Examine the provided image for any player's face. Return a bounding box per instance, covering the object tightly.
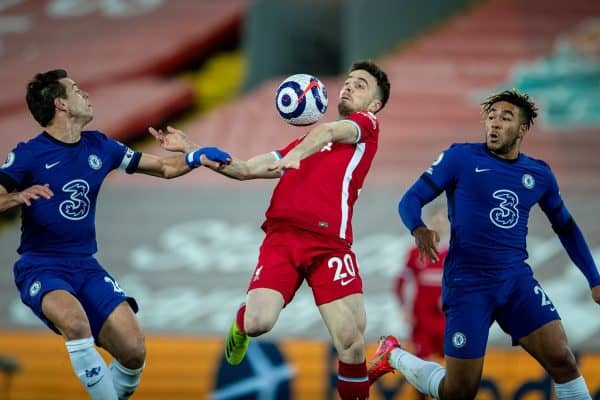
[337,70,380,116]
[484,101,526,158]
[60,78,93,125]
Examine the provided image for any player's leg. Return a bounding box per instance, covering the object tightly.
[369,284,494,399]
[225,229,302,365]
[500,278,590,399]
[77,263,144,399]
[42,290,119,399]
[319,293,369,400]
[519,320,590,399]
[97,301,146,400]
[308,246,369,400]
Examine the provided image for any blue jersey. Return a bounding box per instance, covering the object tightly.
[419,143,566,284]
[0,131,141,256]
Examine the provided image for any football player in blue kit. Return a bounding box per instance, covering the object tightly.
[368,90,600,400]
[0,69,230,399]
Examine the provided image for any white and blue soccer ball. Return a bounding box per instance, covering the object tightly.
[275,73,328,126]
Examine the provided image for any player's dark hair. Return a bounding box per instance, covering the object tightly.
[481,89,538,129]
[26,69,68,127]
[350,60,390,112]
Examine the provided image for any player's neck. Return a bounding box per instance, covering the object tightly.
[45,119,83,144]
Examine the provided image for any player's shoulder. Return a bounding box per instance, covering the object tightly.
[10,131,49,154]
[519,152,553,173]
[344,110,378,130]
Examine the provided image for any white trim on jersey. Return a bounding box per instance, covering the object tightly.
[271,150,282,160]
[118,147,135,172]
[339,142,365,239]
[345,119,362,144]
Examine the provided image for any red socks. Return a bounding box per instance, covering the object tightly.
[337,360,370,399]
[235,303,246,333]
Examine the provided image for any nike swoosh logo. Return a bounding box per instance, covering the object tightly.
[475,167,491,173]
[87,375,104,388]
[340,278,355,286]
[45,161,61,169]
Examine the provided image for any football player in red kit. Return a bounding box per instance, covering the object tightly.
[153,60,390,400]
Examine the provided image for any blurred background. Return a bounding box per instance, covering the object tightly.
[0,0,599,398]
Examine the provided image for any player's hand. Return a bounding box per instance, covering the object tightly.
[149,126,196,153]
[591,285,600,305]
[412,226,440,263]
[268,155,300,173]
[16,184,53,206]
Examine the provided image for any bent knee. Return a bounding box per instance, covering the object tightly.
[244,314,275,337]
[117,334,146,369]
[545,347,579,380]
[59,316,92,340]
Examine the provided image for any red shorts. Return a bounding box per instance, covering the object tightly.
[247,225,363,306]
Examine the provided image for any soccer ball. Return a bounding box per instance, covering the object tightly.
[275,73,328,126]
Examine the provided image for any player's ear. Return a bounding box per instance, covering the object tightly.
[368,98,382,114]
[54,97,67,111]
[518,123,528,138]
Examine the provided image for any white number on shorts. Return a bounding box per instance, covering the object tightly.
[328,254,356,283]
[533,285,555,311]
[104,276,124,293]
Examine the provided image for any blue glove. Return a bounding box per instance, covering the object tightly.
[186,147,231,168]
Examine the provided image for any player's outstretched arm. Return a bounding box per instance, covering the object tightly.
[205,152,282,181]
[0,183,53,212]
[269,120,357,173]
[134,147,230,179]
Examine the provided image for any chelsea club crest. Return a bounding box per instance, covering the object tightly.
[522,174,535,189]
[88,154,102,170]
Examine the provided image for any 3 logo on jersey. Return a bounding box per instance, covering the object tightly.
[59,179,91,220]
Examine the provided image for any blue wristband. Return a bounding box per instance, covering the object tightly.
[186,147,231,168]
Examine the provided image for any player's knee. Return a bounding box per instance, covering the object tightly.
[117,334,146,369]
[334,329,365,359]
[244,314,275,337]
[59,316,92,340]
[545,346,579,379]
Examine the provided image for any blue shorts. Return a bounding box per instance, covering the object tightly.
[442,273,560,359]
[13,254,138,339]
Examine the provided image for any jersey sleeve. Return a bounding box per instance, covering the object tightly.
[538,165,571,229]
[274,137,303,159]
[95,131,142,174]
[421,143,462,192]
[344,111,378,144]
[0,143,32,192]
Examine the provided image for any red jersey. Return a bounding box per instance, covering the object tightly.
[262,111,379,244]
[396,246,447,326]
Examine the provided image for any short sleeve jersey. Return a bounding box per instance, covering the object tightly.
[263,111,379,244]
[0,131,141,256]
[423,143,563,284]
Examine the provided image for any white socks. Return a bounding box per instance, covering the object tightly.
[388,346,591,400]
[554,376,592,400]
[389,348,445,399]
[66,337,118,400]
[109,360,144,399]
